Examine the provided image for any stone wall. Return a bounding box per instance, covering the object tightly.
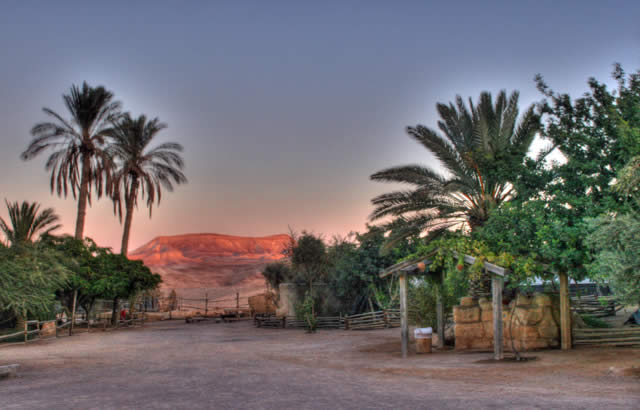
[453,293,560,351]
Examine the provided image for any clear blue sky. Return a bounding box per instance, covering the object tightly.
[0,1,638,251]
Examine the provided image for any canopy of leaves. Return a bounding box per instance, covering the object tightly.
[41,235,161,313]
[0,243,68,319]
[587,214,640,305]
[326,226,420,313]
[478,65,640,280]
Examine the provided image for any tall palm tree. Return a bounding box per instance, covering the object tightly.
[0,200,61,246]
[370,90,539,240]
[108,114,187,255]
[21,82,122,239]
[370,91,539,295]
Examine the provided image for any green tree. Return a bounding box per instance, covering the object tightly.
[289,232,330,317]
[261,261,292,291]
[107,114,187,255]
[586,214,640,306]
[0,200,61,246]
[0,242,68,321]
[478,65,640,283]
[22,82,122,239]
[370,90,540,244]
[327,226,420,313]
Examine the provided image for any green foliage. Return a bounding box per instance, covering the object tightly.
[0,200,61,246]
[580,315,611,328]
[369,90,539,245]
[42,235,162,314]
[261,261,293,291]
[290,232,329,294]
[326,226,420,314]
[295,291,317,332]
[586,214,640,305]
[477,65,640,283]
[0,243,68,319]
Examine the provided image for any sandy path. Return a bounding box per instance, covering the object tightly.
[1,321,638,409]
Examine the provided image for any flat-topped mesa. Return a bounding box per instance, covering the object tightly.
[127,233,290,293]
[129,233,291,265]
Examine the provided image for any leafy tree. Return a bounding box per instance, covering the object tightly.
[22,82,122,239]
[41,235,161,322]
[479,65,640,283]
[370,90,540,245]
[586,214,640,305]
[291,233,329,299]
[261,261,292,291]
[0,242,68,321]
[326,226,420,313]
[0,200,61,246]
[107,114,187,255]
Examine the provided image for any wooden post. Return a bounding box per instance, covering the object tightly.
[492,275,504,360]
[399,272,408,358]
[559,272,572,350]
[205,292,209,318]
[236,292,240,317]
[69,289,77,336]
[436,283,444,349]
[24,315,28,343]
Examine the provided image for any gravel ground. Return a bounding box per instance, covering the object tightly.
[1,320,639,409]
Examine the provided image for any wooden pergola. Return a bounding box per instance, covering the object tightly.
[380,253,507,360]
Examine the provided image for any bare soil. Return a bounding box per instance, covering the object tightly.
[1,321,638,409]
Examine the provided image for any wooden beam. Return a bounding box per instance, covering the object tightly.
[399,272,408,358]
[436,281,444,349]
[492,275,504,360]
[559,272,572,350]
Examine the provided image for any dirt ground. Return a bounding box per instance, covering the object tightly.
[1,321,639,409]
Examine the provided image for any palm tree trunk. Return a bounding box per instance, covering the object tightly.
[74,155,92,239]
[120,181,138,255]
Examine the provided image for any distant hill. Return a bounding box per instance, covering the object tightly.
[129,233,290,298]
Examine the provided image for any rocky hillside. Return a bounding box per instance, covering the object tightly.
[129,233,290,296]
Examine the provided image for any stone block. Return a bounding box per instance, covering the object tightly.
[453,306,480,323]
[460,296,477,307]
[481,308,494,322]
[532,293,552,307]
[455,322,485,339]
[514,306,543,326]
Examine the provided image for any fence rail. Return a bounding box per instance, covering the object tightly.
[1,312,146,347]
[571,295,621,318]
[573,327,640,346]
[254,310,403,330]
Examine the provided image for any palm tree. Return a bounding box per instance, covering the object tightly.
[370,91,539,295]
[0,200,61,246]
[21,82,121,239]
[108,114,187,255]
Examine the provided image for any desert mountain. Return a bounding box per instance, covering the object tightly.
[129,233,289,298]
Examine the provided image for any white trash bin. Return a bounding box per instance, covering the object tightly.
[414,327,433,353]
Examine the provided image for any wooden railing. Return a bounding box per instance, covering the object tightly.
[0,312,147,346]
[573,327,640,346]
[254,310,403,330]
[571,295,621,318]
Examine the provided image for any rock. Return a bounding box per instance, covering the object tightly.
[453,306,480,323]
[532,293,552,307]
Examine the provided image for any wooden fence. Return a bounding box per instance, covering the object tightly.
[571,295,621,318]
[254,310,402,330]
[0,312,146,346]
[573,327,640,346]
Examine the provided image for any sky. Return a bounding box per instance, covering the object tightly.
[0,1,639,252]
